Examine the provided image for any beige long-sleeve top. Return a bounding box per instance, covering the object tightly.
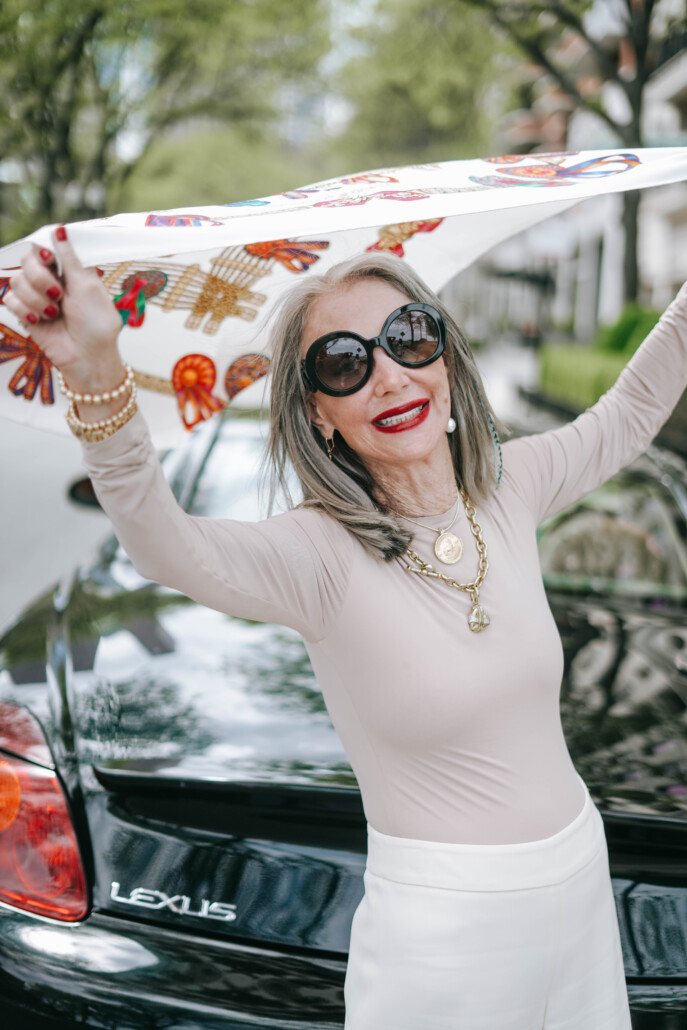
[81,283,687,845]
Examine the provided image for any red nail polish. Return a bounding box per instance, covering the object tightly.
[26,312,39,325]
[46,286,61,301]
[55,226,67,242]
[39,248,53,262]
[44,304,59,318]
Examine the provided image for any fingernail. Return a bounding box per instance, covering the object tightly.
[44,304,59,318]
[46,286,61,301]
[55,226,67,242]
[26,312,39,325]
[39,248,53,262]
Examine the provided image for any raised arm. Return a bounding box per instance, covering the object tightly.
[503,281,687,524]
[5,229,353,643]
[79,410,352,640]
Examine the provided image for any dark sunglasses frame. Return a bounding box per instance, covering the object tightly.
[300,302,446,397]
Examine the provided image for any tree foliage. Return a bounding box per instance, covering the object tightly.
[118,125,331,212]
[332,0,504,168]
[456,0,687,300]
[459,0,685,144]
[0,0,329,239]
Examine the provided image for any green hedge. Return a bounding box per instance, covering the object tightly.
[539,304,662,409]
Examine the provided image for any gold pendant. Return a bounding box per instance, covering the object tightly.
[434,531,463,565]
[468,604,490,633]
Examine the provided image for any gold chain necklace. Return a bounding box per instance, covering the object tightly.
[393,491,463,565]
[401,486,490,633]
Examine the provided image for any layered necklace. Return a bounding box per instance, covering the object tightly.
[392,486,490,633]
[395,490,464,565]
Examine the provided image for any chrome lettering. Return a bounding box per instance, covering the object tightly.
[207,902,237,921]
[110,882,237,921]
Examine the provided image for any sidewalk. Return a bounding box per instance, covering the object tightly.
[521,369,687,460]
[474,337,562,433]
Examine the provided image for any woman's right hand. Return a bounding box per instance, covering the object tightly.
[4,227,124,393]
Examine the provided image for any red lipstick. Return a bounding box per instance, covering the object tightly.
[372,398,430,433]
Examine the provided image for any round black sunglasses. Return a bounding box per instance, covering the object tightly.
[300,302,446,397]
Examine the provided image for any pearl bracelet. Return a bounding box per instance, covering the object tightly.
[65,383,138,441]
[57,363,135,405]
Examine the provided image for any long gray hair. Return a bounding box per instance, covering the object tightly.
[266,252,503,561]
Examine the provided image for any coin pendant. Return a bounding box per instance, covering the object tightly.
[434,531,463,565]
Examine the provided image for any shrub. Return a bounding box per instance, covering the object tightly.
[539,303,663,410]
[594,304,662,354]
[623,308,662,354]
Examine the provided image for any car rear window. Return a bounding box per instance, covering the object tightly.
[185,417,301,520]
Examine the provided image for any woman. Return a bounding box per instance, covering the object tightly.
[8,227,687,1029]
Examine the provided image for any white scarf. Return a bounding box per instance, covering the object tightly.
[1,147,685,443]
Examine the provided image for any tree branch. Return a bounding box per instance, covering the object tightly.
[644,0,657,32]
[484,5,629,141]
[51,9,105,86]
[549,1,621,85]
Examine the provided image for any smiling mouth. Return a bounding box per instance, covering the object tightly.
[373,401,429,428]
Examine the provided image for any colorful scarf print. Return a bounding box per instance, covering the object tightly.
[0,147,685,444]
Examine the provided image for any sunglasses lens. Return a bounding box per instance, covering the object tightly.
[315,337,368,392]
[386,310,442,363]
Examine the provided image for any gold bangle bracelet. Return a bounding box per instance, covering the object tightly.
[66,401,138,442]
[65,385,138,441]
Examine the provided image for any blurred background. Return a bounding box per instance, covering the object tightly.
[1,0,686,625]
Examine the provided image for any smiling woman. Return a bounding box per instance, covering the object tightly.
[267,253,502,564]
[302,287,454,499]
[7,230,687,1028]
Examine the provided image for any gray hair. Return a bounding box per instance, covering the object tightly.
[265,252,504,561]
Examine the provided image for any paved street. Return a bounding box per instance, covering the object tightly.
[475,337,541,425]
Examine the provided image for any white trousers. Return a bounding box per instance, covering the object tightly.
[344,775,631,1029]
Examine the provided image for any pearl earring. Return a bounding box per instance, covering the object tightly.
[446,417,456,433]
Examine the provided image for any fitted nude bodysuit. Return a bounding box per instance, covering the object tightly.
[80,283,687,846]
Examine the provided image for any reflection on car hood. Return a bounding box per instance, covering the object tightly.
[64,567,357,788]
[1,496,686,814]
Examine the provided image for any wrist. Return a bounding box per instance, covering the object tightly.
[67,386,138,440]
[58,355,127,396]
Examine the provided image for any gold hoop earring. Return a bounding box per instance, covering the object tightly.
[325,436,335,461]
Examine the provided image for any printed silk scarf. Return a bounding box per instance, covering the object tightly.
[0,147,685,445]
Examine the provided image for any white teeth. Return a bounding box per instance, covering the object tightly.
[376,403,425,427]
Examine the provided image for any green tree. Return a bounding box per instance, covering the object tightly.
[332,0,502,168]
[118,125,331,212]
[0,0,329,240]
[457,0,687,301]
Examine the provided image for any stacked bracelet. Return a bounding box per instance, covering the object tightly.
[57,363,135,405]
[65,384,138,442]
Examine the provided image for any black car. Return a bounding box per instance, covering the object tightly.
[1,409,687,1029]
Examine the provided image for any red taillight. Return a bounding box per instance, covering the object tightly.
[0,702,52,766]
[0,759,21,831]
[0,753,88,921]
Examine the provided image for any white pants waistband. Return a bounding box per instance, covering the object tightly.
[365,773,604,892]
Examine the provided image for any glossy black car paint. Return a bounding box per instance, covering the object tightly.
[1,413,687,1028]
